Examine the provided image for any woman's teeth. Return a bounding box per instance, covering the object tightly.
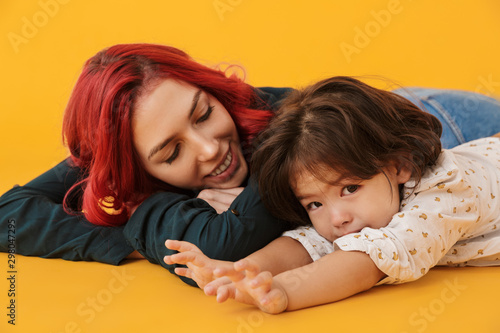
[211,152,232,176]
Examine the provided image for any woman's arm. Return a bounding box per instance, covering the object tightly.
[0,159,134,263]
[125,178,289,286]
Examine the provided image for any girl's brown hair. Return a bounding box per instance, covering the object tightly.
[252,76,443,227]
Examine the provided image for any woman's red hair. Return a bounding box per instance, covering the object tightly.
[62,43,272,226]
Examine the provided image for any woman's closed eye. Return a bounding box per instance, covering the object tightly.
[342,185,359,196]
[195,105,214,124]
[164,143,180,164]
[163,104,214,165]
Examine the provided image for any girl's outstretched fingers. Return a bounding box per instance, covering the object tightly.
[173,267,193,279]
[165,239,201,253]
[204,277,234,296]
[210,258,288,313]
[214,283,238,303]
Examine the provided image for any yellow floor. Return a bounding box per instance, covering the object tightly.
[1,1,500,332]
[1,253,500,332]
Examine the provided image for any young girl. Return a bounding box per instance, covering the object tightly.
[165,76,500,313]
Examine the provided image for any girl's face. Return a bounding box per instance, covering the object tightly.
[132,78,248,190]
[292,164,411,242]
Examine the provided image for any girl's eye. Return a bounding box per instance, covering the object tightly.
[195,105,214,124]
[164,144,180,164]
[306,201,323,211]
[342,185,359,195]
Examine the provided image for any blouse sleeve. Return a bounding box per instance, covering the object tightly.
[0,159,134,264]
[334,152,481,284]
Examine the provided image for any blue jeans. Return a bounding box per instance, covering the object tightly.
[393,88,500,149]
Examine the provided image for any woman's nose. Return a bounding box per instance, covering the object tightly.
[193,131,219,162]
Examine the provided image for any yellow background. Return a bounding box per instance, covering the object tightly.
[1,0,500,332]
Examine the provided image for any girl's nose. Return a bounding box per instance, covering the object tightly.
[329,207,352,228]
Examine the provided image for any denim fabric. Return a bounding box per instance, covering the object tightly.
[393,88,500,149]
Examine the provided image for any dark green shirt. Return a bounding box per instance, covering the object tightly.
[0,87,292,286]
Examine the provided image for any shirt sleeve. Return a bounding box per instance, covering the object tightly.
[282,226,334,261]
[0,159,134,264]
[334,154,480,285]
[123,177,288,286]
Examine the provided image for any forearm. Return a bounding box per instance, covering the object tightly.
[275,250,385,311]
[245,236,312,276]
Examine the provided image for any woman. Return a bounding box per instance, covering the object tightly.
[0,44,291,286]
[0,43,499,286]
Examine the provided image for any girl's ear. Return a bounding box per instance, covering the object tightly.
[395,162,412,184]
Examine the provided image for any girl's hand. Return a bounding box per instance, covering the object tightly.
[209,259,289,314]
[164,240,235,289]
[197,187,244,214]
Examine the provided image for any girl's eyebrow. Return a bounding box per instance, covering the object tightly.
[296,194,310,201]
[147,89,202,160]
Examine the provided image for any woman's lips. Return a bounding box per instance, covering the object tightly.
[206,146,240,182]
[210,151,232,176]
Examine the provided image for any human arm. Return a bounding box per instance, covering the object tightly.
[0,159,134,263]
[125,178,289,286]
[212,249,384,314]
[164,236,312,288]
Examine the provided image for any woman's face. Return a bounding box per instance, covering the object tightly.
[132,78,248,190]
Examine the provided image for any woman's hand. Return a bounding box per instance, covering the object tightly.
[197,187,244,214]
[164,239,235,289]
[208,259,289,314]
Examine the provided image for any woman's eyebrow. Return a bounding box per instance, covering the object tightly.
[147,89,202,160]
[188,89,202,117]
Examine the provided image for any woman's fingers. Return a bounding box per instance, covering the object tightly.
[205,200,229,214]
[197,187,245,213]
[197,187,244,203]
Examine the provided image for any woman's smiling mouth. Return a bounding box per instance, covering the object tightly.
[210,151,232,176]
[205,145,242,184]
